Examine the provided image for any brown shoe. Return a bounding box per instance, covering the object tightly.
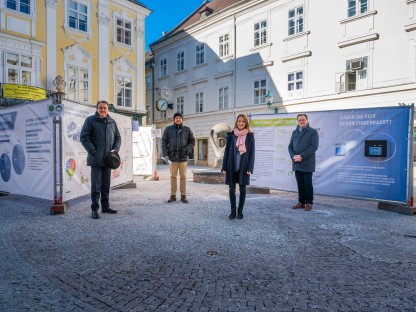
[305,203,313,211]
[292,202,305,209]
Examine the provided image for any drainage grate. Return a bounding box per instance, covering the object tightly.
[205,250,220,257]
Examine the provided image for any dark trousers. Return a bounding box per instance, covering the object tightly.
[295,170,314,204]
[228,172,246,210]
[91,166,112,211]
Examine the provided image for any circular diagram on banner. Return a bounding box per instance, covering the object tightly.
[0,153,12,182]
[65,158,76,177]
[12,144,25,175]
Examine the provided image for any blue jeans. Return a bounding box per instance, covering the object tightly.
[295,170,313,204]
[229,172,246,209]
[90,166,112,211]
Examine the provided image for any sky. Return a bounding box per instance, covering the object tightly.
[141,0,205,51]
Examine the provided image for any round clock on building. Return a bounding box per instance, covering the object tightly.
[156,98,168,112]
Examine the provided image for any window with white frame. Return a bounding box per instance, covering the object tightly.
[348,0,368,17]
[254,20,267,47]
[218,86,229,110]
[116,76,132,108]
[6,0,30,14]
[346,57,368,91]
[288,71,303,91]
[116,18,132,45]
[177,51,185,72]
[68,65,89,102]
[176,96,184,114]
[68,0,88,32]
[288,6,303,36]
[196,44,205,65]
[219,34,229,57]
[253,79,267,105]
[160,111,166,119]
[195,92,204,113]
[6,52,33,85]
[160,58,167,77]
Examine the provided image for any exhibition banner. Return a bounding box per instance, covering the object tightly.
[250,106,412,203]
[62,101,134,201]
[132,126,153,176]
[0,100,54,199]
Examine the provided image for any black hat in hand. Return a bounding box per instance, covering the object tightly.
[105,150,121,169]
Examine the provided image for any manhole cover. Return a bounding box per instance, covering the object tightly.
[205,250,220,257]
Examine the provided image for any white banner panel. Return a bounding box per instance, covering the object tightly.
[132,126,153,176]
[61,101,133,201]
[250,106,412,203]
[0,100,54,199]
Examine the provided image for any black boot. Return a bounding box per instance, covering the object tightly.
[181,195,188,204]
[229,208,236,220]
[237,207,243,219]
[167,195,176,203]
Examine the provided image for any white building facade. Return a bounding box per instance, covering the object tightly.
[150,0,416,166]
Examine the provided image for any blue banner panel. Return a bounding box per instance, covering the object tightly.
[250,106,412,203]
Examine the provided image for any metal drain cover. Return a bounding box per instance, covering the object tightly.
[205,250,220,257]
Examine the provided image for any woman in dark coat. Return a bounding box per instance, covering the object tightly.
[221,114,255,219]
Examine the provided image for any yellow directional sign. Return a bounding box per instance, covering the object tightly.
[2,84,47,101]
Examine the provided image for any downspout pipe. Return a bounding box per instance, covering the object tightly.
[233,13,237,122]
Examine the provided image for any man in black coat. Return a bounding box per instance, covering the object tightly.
[161,112,195,203]
[80,100,121,219]
[288,113,319,211]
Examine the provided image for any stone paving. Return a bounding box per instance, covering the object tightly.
[1,164,416,312]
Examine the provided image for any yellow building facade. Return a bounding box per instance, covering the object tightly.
[0,0,150,122]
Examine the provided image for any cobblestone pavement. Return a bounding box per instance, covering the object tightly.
[1,165,416,312]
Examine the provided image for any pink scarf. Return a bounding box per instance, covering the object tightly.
[234,128,248,155]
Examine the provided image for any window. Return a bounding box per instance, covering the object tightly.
[146,75,151,90]
[176,96,184,114]
[218,86,229,110]
[6,53,33,85]
[254,20,267,47]
[346,57,368,91]
[198,139,208,161]
[7,0,30,14]
[177,51,185,72]
[288,6,303,35]
[195,92,204,113]
[68,65,89,102]
[116,76,132,108]
[219,34,229,57]
[348,0,368,17]
[116,18,132,45]
[160,111,166,119]
[196,44,205,65]
[253,79,267,104]
[68,0,88,32]
[160,58,167,77]
[288,71,303,91]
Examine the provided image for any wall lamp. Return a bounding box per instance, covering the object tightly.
[265,90,277,113]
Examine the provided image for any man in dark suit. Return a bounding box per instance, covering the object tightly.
[80,100,121,219]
